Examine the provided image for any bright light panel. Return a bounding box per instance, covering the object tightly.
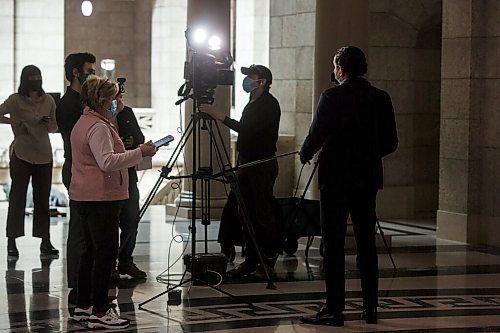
[193,28,207,44]
[208,35,222,50]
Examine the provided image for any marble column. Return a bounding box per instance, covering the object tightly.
[437,0,500,246]
[308,0,370,200]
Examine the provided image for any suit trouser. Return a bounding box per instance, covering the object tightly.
[6,153,52,239]
[62,159,83,289]
[73,200,121,313]
[319,185,379,312]
[118,180,140,264]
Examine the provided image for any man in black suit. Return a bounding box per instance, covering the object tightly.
[299,46,398,326]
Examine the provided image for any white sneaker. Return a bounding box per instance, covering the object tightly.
[71,306,93,322]
[88,308,130,329]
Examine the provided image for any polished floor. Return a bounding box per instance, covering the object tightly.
[1,204,500,332]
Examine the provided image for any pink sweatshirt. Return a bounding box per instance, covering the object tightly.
[69,107,143,201]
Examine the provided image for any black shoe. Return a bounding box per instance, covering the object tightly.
[221,245,236,263]
[300,307,344,326]
[226,260,257,278]
[118,262,147,279]
[7,238,19,257]
[362,307,377,324]
[110,267,121,281]
[40,240,59,256]
[250,263,274,281]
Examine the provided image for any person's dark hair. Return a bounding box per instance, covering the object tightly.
[334,46,367,77]
[64,52,96,82]
[18,65,44,97]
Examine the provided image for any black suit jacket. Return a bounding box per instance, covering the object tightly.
[300,77,398,190]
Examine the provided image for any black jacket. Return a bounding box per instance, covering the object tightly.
[300,77,398,190]
[117,106,145,183]
[56,87,82,160]
[223,90,281,163]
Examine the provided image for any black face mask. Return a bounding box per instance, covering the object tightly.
[27,80,42,92]
[330,72,336,83]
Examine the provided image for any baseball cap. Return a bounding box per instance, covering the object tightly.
[241,64,272,86]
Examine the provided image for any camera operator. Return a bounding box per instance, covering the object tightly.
[110,83,148,280]
[69,75,156,329]
[299,46,398,326]
[199,64,281,278]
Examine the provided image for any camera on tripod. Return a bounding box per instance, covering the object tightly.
[184,53,233,105]
[176,27,234,105]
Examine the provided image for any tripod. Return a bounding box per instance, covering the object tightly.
[138,101,278,310]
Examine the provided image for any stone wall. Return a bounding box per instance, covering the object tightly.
[269,0,442,217]
[269,0,316,197]
[438,0,500,246]
[0,0,64,102]
[65,0,153,107]
[369,0,442,219]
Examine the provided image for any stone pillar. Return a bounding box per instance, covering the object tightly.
[167,0,232,219]
[307,0,370,199]
[151,0,187,136]
[16,0,64,94]
[437,0,500,246]
[0,0,15,104]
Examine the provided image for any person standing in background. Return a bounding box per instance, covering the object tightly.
[0,65,59,257]
[113,89,148,279]
[56,52,96,305]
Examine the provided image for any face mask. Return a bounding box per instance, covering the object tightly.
[79,71,92,84]
[27,80,42,92]
[331,71,345,85]
[108,100,117,118]
[242,76,257,93]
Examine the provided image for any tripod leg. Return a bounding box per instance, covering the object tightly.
[194,278,255,307]
[376,219,397,273]
[138,277,192,309]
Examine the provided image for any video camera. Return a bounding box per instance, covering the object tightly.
[117,77,126,94]
[182,52,234,105]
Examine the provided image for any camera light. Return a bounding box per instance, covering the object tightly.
[193,28,207,45]
[208,35,222,51]
[100,59,116,71]
[81,0,93,17]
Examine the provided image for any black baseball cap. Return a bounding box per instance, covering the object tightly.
[241,64,272,86]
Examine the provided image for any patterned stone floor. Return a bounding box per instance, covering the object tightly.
[1,205,500,332]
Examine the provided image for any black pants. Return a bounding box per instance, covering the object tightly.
[6,153,52,239]
[62,159,83,289]
[118,180,140,265]
[73,200,121,313]
[235,159,279,265]
[320,185,378,312]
